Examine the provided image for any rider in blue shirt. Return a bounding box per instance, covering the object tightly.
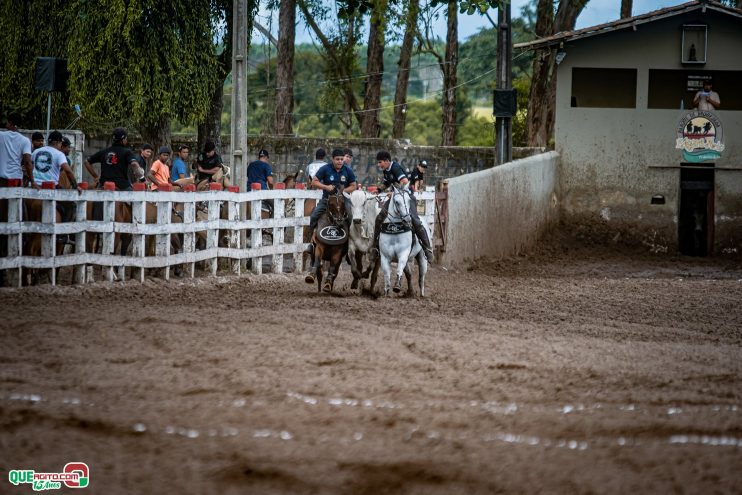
[369,150,434,263]
[305,149,357,250]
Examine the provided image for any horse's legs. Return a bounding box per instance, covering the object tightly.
[418,255,428,298]
[323,263,336,293]
[368,259,381,296]
[381,254,392,297]
[393,248,411,294]
[403,264,414,298]
[316,258,323,293]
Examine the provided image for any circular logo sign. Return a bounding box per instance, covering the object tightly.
[318,225,347,245]
[675,110,725,163]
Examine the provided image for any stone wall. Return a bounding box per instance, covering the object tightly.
[85,134,543,188]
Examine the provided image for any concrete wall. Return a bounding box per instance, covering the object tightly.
[442,152,559,267]
[86,134,542,188]
[556,10,742,254]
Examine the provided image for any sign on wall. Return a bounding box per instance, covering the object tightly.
[675,110,724,163]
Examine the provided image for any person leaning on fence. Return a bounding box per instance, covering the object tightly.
[132,143,153,185]
[303,149,357,255]
[247,149,274,215]
[83,127,143,191]
[368,150,434,264]
[32,130,76,188]
[0,112,35,189]
[194,140,227,189]
[147,146,172,191]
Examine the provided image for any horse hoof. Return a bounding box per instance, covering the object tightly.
[350,279,359,289]
[305,274,315,284]
[393,286,401,293]
[322,282,332,293]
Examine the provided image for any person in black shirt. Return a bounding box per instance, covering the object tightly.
[368,150,434,263]
[194,140,230,189]
[408,159,427,192]
[83,127,142,190]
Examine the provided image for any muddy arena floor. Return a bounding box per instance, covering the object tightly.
[1,239,741,494]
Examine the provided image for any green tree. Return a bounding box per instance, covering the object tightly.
[0,0,74,128]
[67,0,218,148]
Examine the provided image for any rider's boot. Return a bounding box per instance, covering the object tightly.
[414,223,434,263]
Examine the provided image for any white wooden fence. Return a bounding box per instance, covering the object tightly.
[0,187,436,287]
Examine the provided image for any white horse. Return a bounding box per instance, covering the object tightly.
[344,189,380,291]
[378,185,429,297]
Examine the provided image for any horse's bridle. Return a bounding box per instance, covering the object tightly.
[386,186,411,225]
[328,191,347,226]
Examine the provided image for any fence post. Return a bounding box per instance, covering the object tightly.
[131,183,147,283]
[227,186,241,276]
[102,183,116,282]
[183,186,196,278]
[250,193,262,275]
[272,185,285,273]
[41,183,57,285]
[207,191,221,276]
[293,184,307,273]
[6,183,23,287]
[74,184,88,284]
[156,187,173,280]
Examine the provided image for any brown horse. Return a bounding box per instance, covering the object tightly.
[22,173,78,284]
[304,190,348,293]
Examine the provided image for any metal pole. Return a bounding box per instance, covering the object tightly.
[495,1,512,165]
[232,0,249,259]
[46,92,52,139]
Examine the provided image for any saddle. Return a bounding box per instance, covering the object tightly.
[316,212,348,246]
[380,222,411,235]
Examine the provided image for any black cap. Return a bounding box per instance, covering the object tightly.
[258,149,269,158]
[141,143,153,151]
[32,132,44,141]
[177,144,190,152]
[419,160,428,168]
[112,127,127,141]
[158,146,171,154]
[48,130,64,143]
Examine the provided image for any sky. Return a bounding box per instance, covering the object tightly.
[251,0,689,47]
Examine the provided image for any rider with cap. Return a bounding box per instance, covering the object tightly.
[368,150,434,263]
[304,149,357,252]
[194,140,225,186]
[408,159,428,192]
[84,127,142,190]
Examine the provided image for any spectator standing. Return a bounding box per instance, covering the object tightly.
[83,127,141,191]
[247,149,274,215]
[306,148,327,184]
[31,132,45,151]
[693,79,721,111]
[132,143,153,184]
[0,113,34,188]
[147,146,171,191]
[32,130,76,187]
[172,145,190,182]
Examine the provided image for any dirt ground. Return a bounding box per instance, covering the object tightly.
[1,238,741,494]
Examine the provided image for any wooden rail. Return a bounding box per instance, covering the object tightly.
[0,187,436,288]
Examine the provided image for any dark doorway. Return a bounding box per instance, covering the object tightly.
[679,165,714,256]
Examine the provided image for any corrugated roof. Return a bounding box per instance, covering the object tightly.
[514,1,742,51]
